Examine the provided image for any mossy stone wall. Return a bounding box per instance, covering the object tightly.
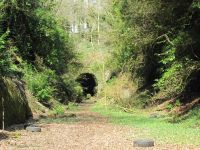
[0,77,32,128]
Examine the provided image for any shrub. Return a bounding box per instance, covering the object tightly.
[51,105,65,116]
[62,74,83,103]
[0,0,75,74]
[0,0,81,110]
[0,31,12,76]
[101,74,137,108]
[153,32,200,99]
[23,63,55,103]
[110,0,200,105]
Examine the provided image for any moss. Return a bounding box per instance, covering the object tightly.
[0,77,31,128]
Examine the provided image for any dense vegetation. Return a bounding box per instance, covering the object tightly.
[105,0,200,112]
[0,0,82,107]
[1,0,200,127]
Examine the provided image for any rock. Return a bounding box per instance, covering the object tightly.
[26,126,41,132]
[0,77,32,128]
[133,139,154,147]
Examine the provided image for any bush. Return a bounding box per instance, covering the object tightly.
[0,31,12,76]
[62,74,83,103]
[101,74,137,108]
[154,63,184,98]
[22,61,84,105]
[51,105,65,116]
[0,0,82,112]
[110,0,200,108]
[23,63,55,103]
[0,0,75,74]
[153,32,200,99]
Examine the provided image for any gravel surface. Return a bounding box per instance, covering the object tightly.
[0,101,200,150]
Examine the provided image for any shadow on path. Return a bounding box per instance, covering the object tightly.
[0,131,9,141]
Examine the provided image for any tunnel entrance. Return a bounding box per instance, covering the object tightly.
[76,73,98,97]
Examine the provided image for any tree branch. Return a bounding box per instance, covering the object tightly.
[156,34,174,46]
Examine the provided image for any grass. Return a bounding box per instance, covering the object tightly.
[66,102,79,111]
[91,102,200,146]
[39,102,79,124]
[39,116,78,124]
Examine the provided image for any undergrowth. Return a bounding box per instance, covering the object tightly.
[101,73,152,109]
[92,102,200,146]
[23,63,55,103]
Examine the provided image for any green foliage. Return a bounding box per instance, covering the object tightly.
[183,106,200,128]
[175,99,181,107]
[66,102,78,111]
[166,103,174,111]
[22,62,83,104]
[166,99,182,111]
[109,0,163,86]
[23,63,55,102]
[0,0,76,73]
[100,74,138,108]
[0,0,82,106]
[132,91,152,109]
[0,31,17,76]
[0,32,10,75]
[154,63,184,97]
[110,0,200,108]
[62,74,83,103]
[154,31,200,98]
[51,105,65,116]
[192,1,200,9]
[34,8,74,73]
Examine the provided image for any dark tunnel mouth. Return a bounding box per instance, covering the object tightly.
[76,73,98,97]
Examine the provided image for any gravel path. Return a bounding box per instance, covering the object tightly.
[0,101,200,150]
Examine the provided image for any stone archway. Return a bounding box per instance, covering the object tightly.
[76,73,98,96]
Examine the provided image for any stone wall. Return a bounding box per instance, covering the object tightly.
[0,77,32,128]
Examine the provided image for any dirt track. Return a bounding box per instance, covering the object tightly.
[0,101,199,150]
